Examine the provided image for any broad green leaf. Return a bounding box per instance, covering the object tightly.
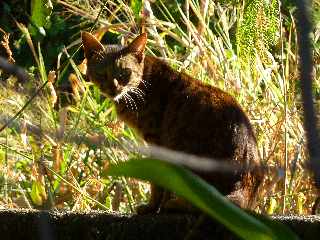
[0,149,4,163]
[130,0,142,19]
[37,43,47,82]
[267,197,277,215]
[106,158,298,240]
[31,0,53,28]
[30,180,47,206]
[105,195,112,210]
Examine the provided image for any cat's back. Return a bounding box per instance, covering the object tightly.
[156,67,260,197]
[158,66,257,162]
[173,73,246,121]
[146,56,247,121]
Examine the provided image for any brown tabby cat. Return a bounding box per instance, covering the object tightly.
[81,31,262,213]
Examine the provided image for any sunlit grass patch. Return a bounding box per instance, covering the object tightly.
[0,0,318,215]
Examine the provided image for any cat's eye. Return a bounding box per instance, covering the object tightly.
[117,68,132,84]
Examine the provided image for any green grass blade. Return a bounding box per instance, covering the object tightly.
[31,0,53,30]
[106,157,298,240]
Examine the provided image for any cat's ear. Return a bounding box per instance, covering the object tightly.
[126,33,147,62]
[81,31,105,59]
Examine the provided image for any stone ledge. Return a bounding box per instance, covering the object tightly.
[0,209,319,240]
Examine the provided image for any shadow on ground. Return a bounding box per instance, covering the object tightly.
[0,209,319,240]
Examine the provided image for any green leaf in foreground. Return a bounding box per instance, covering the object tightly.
[106,158,298,240]
[31,0,53,28]
[130,0,142,19]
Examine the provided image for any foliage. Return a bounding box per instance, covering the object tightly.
[0,0,318,225]
[107,157,298,239]
[30,0,53,31]
[236,0,279,62]
[130,0,142,19]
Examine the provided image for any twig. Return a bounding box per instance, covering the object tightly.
[89,0,109,32]
[0,114,106,147]
[0,57,47,134]
[137,144,282,177]
[0,80,48,133]
[0,28,15,63]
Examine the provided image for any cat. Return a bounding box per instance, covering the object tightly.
[81,31,262,213]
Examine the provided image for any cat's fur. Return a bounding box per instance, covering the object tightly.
[81,31,262,213]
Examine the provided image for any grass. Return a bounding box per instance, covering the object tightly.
[0,0,318,215]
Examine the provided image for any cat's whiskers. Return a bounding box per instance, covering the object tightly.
[128,87,145,98]
[121,93,129,109]
[121,94,129,111]
[128,87,145,105]
[125,92,138,111]
[140,79,151,90]
[131,87,145,96]
[114,87,141,112]
[114,90,127,103]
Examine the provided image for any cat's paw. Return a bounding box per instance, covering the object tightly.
[136,203,158,215]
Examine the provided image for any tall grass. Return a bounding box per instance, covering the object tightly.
[0,0,317,214]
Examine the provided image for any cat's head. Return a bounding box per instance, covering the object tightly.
[81,31,147,102]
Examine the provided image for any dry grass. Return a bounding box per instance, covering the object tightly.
[0,0,318,215]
